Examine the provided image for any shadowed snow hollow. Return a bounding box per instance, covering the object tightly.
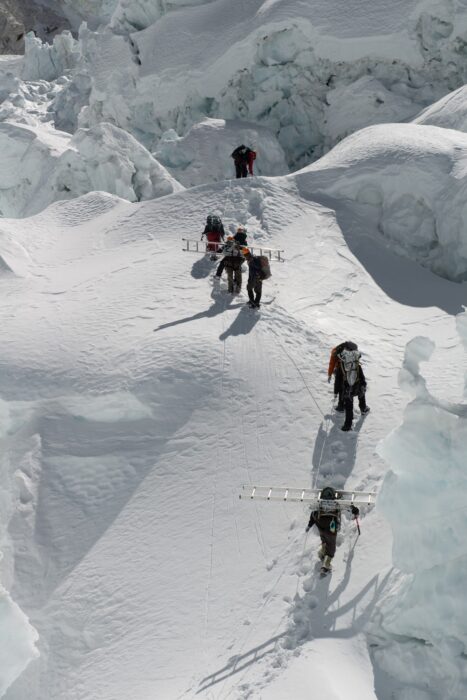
[374,324,467,699]
[295,123,467,282]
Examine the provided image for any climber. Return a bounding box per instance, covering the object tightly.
[327,341,358,411]
[242,248,263,308]
[201,213,225,260]
[231,145,256,178]
[220,237,244,293]
[306,486,360,573]
[337,346,370,431]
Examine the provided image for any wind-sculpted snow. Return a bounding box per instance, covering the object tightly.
[0,121,181,217]
[155,118,288,186]
[374,327,467,699]
[295,123,467,282]
[414,84,467,133]
[110,0,216,32]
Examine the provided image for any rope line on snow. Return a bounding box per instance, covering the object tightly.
[312,395,336,488]
[273,334,336,487]
[203,293,229,648]
[276,337,327,418]
[220,527,306,700]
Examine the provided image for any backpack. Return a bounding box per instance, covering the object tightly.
[338,348,361,387]
[258,255,271,280]
[317,486,341,531]
[223,240,242,257]
[206,214,222,233]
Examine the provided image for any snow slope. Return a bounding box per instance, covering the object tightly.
[1,1,467,698]
[0,160,465,698]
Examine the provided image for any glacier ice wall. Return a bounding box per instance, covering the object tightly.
[0,588,39,696]
[58,2,467,169]
[0,121,182,218]
[373,320,467,699]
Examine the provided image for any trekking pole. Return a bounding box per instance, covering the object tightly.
[354,516,361,536]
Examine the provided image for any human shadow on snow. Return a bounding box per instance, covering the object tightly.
[311,410,365,489]
[153,289,243,332]
[219,305,260,341]
[285,539,392,648]
[190,255,215,279]
[196,542,392,696]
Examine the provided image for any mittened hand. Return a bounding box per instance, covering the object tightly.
[351,505,360,516]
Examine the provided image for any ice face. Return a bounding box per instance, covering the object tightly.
[376,320,467,697]
[0,588,38,695]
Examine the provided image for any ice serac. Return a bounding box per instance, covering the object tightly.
[295,123,467,282]
[0,121,182,217]
[155,118,288,186]
[22,31,80,82]
[62,122,183,202]
[52,0,467,169]
[375,328,467,699]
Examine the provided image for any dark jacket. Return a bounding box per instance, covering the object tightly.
[246,255,262,282]
[231,145,253,164]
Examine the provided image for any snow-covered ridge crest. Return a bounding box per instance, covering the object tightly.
[295,122,467,282]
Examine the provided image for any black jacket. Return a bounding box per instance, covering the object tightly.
[231,145,253,164]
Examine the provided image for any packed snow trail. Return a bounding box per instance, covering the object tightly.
[0,175,463,699]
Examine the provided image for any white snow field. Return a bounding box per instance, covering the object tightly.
[0,162,465,699]
[1,0,467,698]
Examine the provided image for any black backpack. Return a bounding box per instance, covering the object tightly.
[206,214,222,232]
